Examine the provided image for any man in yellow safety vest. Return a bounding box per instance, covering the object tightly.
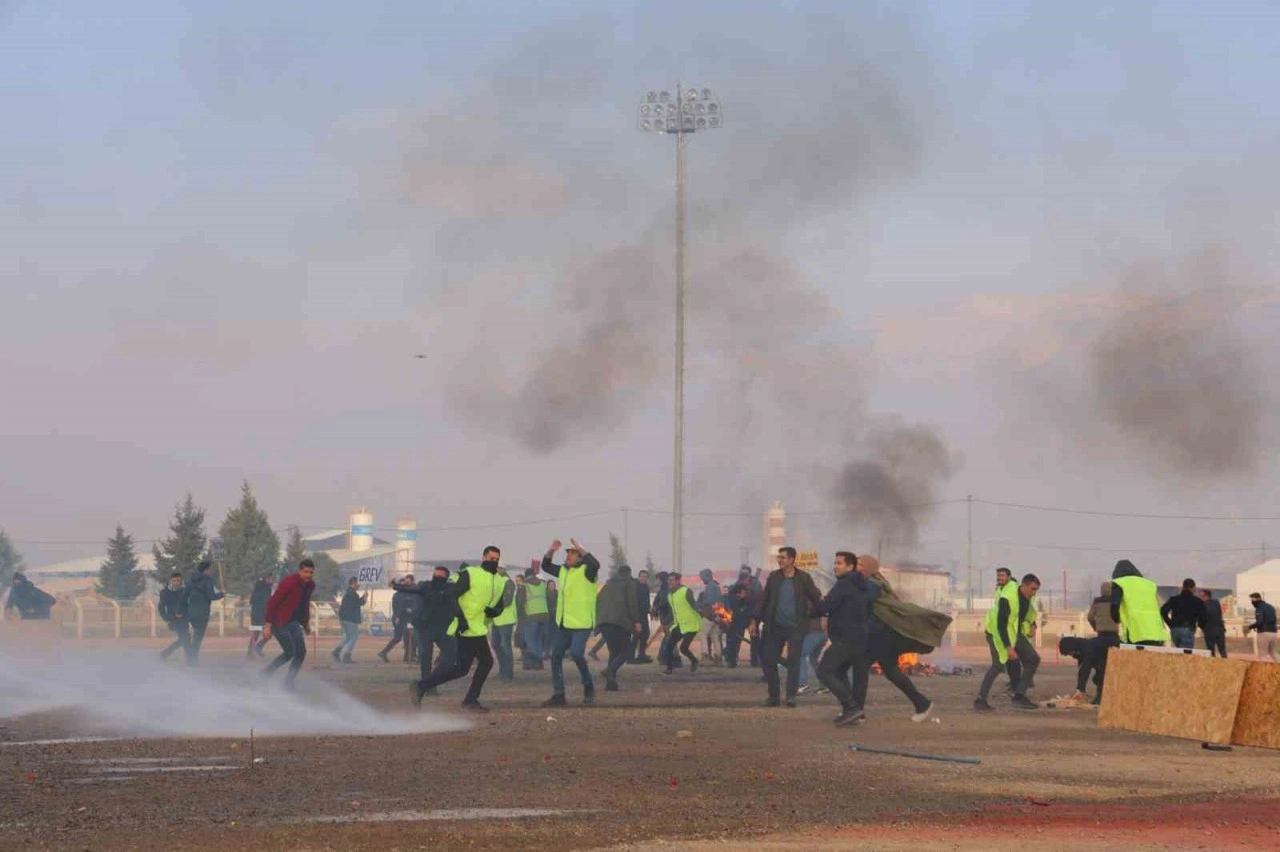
[409,545,507,712]
[1109,559,1167,646]
[489,564,518,681]
[974,567,1021,712]
[541,538,601,707]
[665,573,702,674]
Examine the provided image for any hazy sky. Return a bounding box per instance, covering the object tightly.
[4,1,1278,600]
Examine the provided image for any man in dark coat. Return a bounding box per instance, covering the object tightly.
[813,551,879,725]
[749,546,824,707]
[261,559,316,689]
[632,569,653,663]
[157,572,189,661]
[331,577,368,663]
[378,575,416,662]
[4,573,56,620]
[398,566,459,695]
[247,575,273,659]
[596,565,644,691]
[184,561,225,666]
[1197,588,1226,657]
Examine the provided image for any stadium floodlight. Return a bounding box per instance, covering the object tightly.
[634,84,723,575]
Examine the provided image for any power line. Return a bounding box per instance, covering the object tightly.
[974,538,1260,555]
[973,499,1280,522]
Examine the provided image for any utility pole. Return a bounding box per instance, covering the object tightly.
[637,85,723,576]
[965,494,973,610]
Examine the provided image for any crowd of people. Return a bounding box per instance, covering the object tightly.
[133,545,1280,711]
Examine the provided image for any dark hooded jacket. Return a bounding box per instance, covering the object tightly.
[249,580,273,624]
[1199,596,1225,638]
[399,575,460,634]
[813,570,879,651]
[1160,589,1206,630]
[597,567,643,629]
[184,569,224,623]
[337,587,365,624]
[5,573,56,620]
[157,584,186,624]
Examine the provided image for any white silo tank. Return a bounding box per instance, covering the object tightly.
[350,510,374,553]
[395,517,418,574]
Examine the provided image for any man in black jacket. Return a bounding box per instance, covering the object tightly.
[1197,589,1226,657]
[1160,578,1205,650]
[184,562,225,666]
[5,573,56,620]
[723,582,753,668]
[397,566,458,696]
[1243,593,1279,662]
[632,569,653,664]
[749,546,824,708]
[378,575,416,663]
[331,577,368,663]
[247,576,273,659]
[596,565,644,690]
[157,572,189,661]
[814,551,878,725]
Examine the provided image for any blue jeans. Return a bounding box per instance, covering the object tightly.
[490,623,515,679]
[1171,626,1196,650]
[551,627,593,694]
[336,620,359,658]
[264,621,307,686]
[523,620,547,660]
[799,630,827,685]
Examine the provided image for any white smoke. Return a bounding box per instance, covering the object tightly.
[0,649,468,738]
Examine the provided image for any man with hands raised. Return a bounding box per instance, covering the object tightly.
[541,538,601,707]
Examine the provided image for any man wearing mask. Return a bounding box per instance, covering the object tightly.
[1243,593,1279,662]
[157,572,189,661]
[331,577,368,663]
[749,546,824,708]
[541,538,601,707]
[183,561,225,666]
[813,551,878,726]
[1160,578,1206,651]
[596,564,644,690]
[489,564,518,681]
[1110,560,1167,647]
[261,559,316,690]
[410,547,506,711]
[518,567,550,670]
[378,575,416,663]
[247,575,273,659]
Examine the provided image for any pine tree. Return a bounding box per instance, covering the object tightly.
[218,480,282,595]
[311,551,343,600]
[608,532,628,571]
[151,493,208,584]
[0,530,26,589]
[97,525,145,600]
[284,525,307,570]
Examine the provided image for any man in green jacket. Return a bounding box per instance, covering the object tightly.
[595,564,645,690]
[858,555,948,722]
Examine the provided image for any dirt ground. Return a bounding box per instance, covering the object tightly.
[2,639,1278,851]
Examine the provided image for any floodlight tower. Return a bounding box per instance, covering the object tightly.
[636,85,723,575]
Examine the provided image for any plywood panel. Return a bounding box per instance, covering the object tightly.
[1230,662,1280,749]
[1098,649,1249,744]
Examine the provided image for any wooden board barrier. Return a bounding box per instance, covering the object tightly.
[1098,649,1250,744]
[1230,662,1280,749]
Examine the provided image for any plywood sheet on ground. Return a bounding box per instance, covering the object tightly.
[1230,662,1280,749]
[1098,650,1249,744]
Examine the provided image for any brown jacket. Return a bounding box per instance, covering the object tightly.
[868,573,952,653]
[753,569,824,631]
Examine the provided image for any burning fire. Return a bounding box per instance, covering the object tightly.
[709,603,734,627]
[872,653,921,675]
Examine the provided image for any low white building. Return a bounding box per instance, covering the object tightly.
[1234,558,1280,616]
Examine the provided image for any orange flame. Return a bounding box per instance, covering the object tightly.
[709,603,734,626]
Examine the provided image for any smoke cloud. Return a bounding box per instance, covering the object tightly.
[1087,252,1261,479]
[832,422,956,553]
[0,649,466,739]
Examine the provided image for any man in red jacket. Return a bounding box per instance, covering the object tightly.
[261,559,316,689]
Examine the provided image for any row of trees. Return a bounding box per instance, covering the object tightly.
[82,481,338,601]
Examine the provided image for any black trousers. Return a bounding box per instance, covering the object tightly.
[667,628,698,669]
[864,627,931,714]
[415,634,492,703]
[601,623,633,682]
[161,621,189,659]
[978,633,1020,700]
[818,640,868,712]
[1204,633,1227,658]
[263,622,307,686]
[418,630,458,689]
[185,619,210,665]
[1077,633,1119,693]
[761,625,806,699]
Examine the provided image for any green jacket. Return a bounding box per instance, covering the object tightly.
[868,573,952,653]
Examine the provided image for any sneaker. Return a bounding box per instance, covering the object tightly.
[461,700,490,713]
[377,651,389,663]
[582,687,595,706]
[911,701,935,723]
[542,694,567,707]
[689,660,699,674]
[834,708,866,727]
[409,682,423,709]
[763,697,781,708]
[342,656,354,664]
[604,680,620,692]
[796,683,810,695]
[1011,694,1038,711]
[973,698,995,712]
[331,647,342,661]
[815,687,831,695]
